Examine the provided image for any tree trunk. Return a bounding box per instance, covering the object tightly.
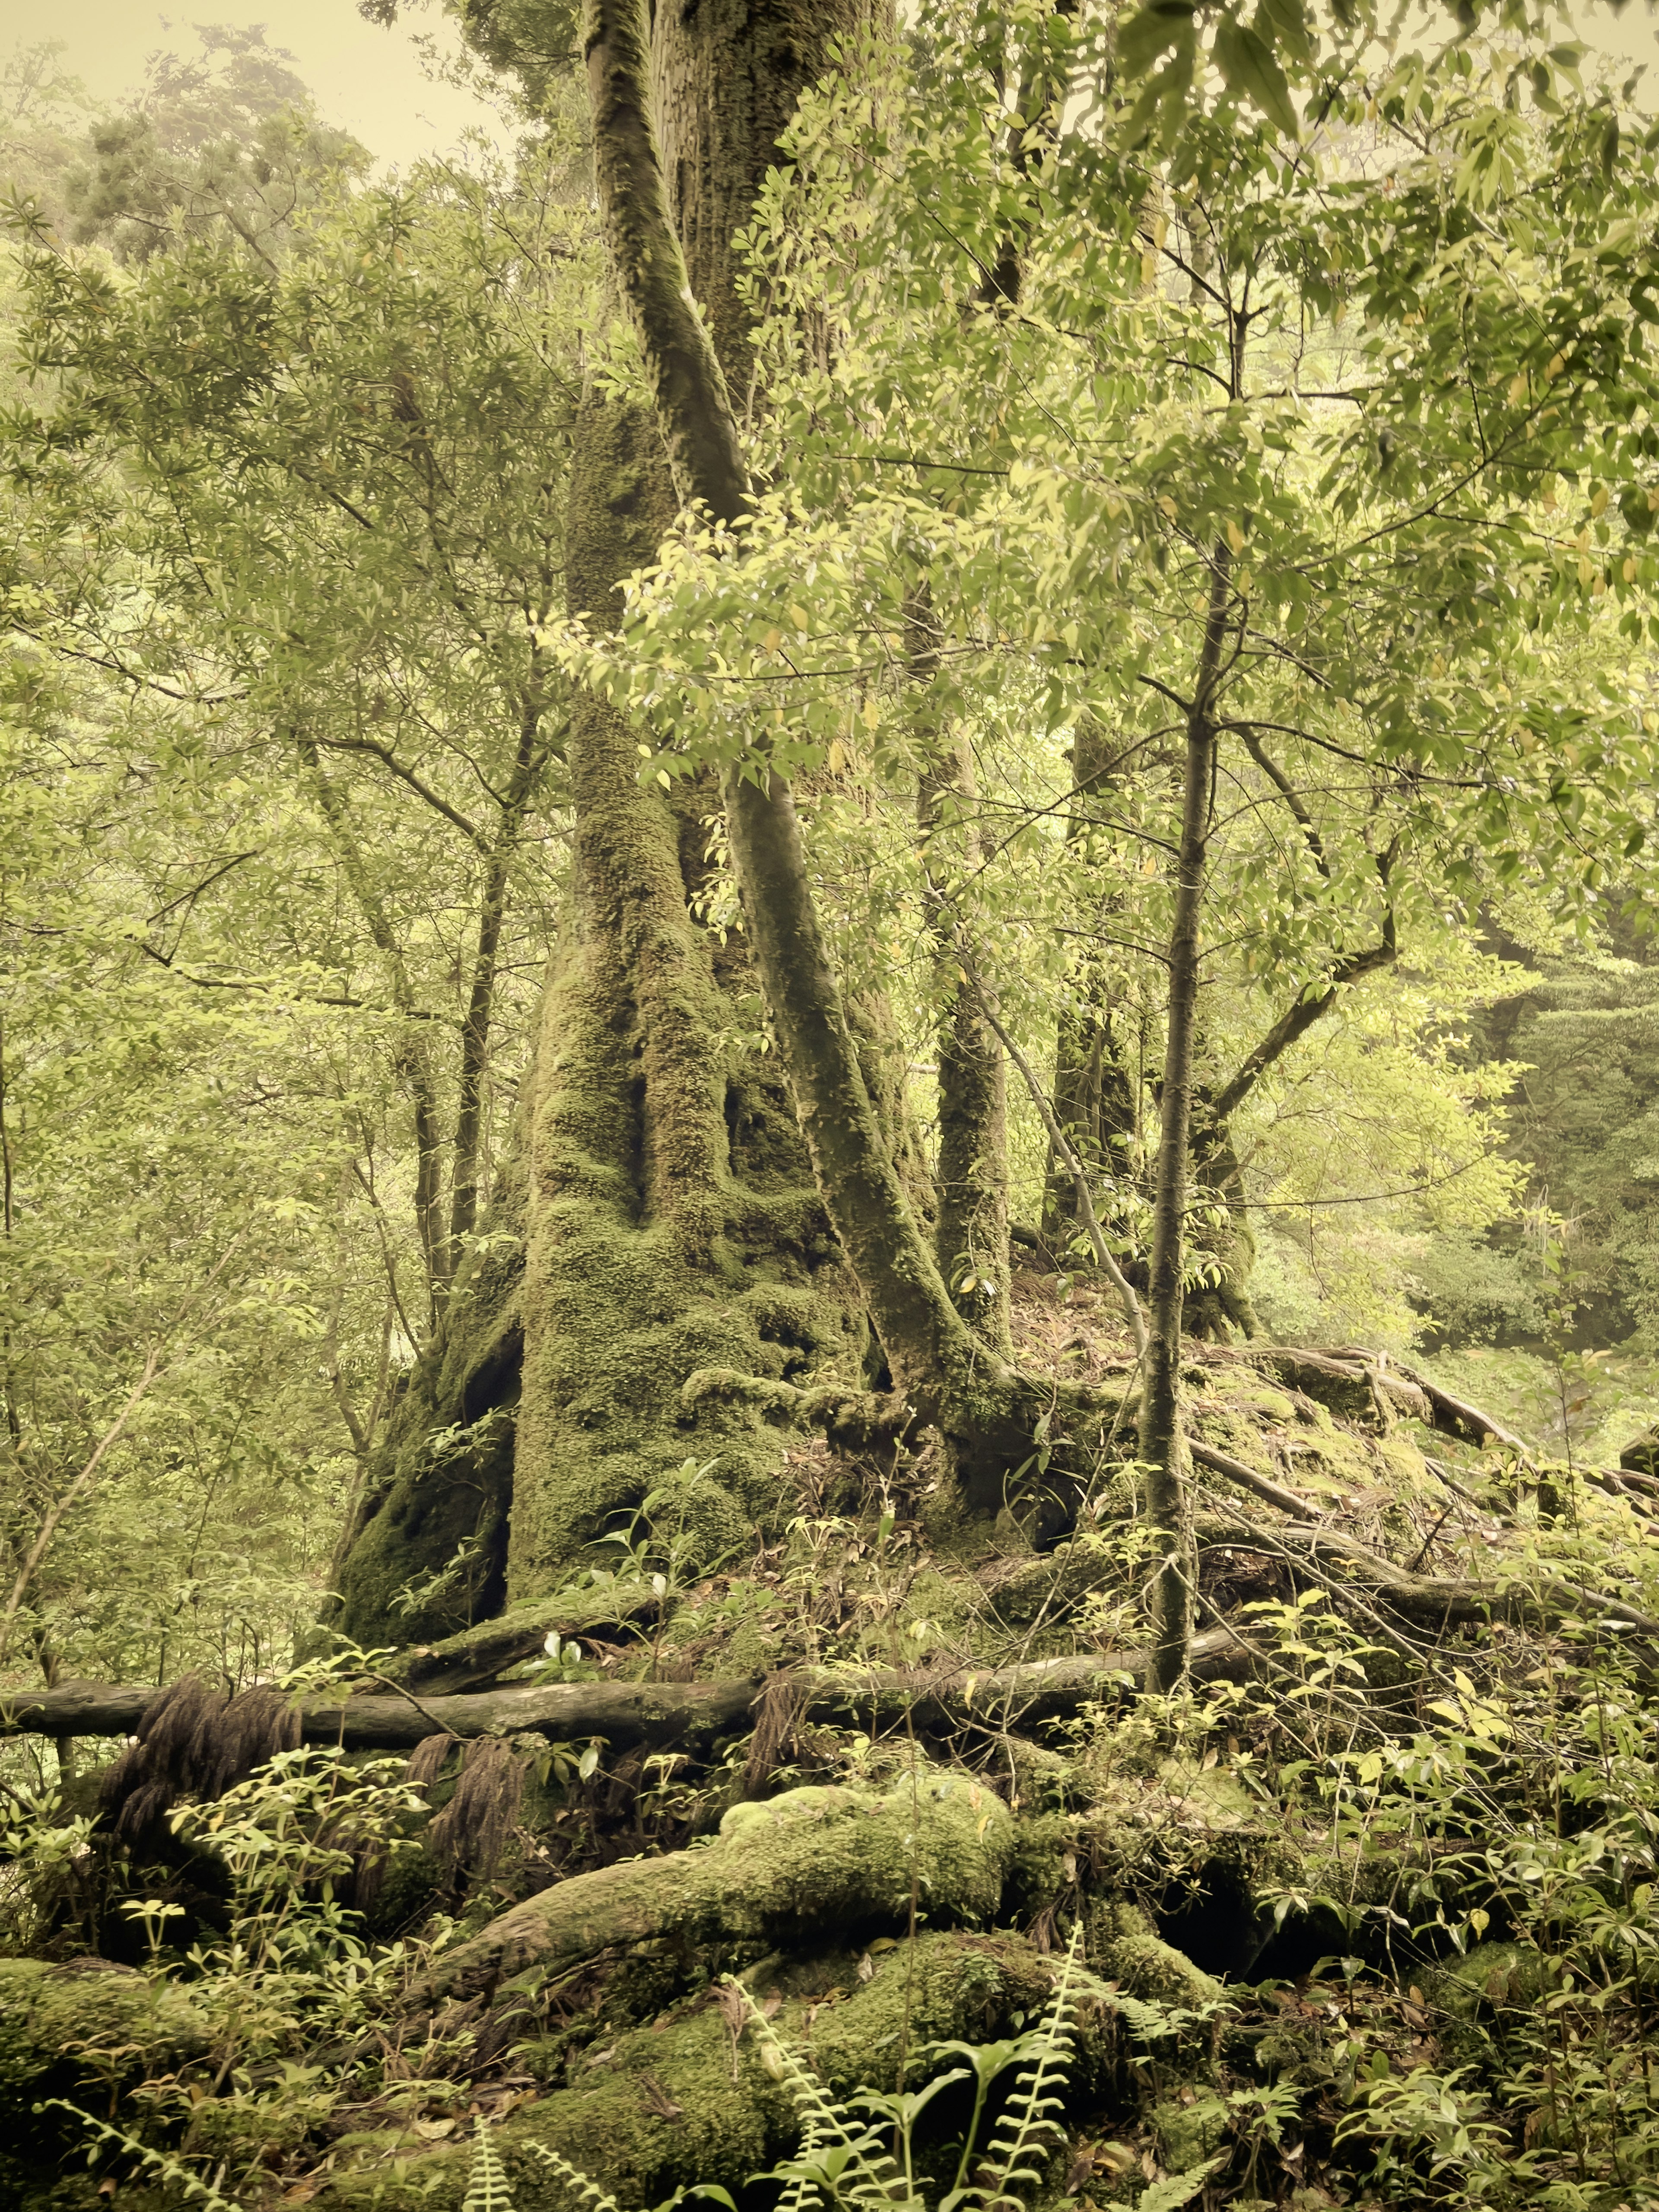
[1042,723,1141,1266]
[297,734,451,1323]
[585,0,1124,1524]
[1139,547,1233,1691]
[913,588,1011,1353]
[334,0,878,1638]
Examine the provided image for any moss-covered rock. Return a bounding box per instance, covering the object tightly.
[1430,1940,1554,2019]
[0,1958,211,2203]
[314,1929,1058,2212]
[414,1766,1018,2006]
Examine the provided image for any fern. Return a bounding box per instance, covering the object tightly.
[523,2139,626,2212]
[733,1979,912,2212]
[464,2122,520,2212]
[35,2101,245,2212]
[951,1922,1083,2212]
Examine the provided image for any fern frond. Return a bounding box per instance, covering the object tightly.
[524,2138,623,2212]
[463,2122,518,2212]
[37,2101,245,2212]
[961,1922,1083,2212]
[729,1977,908,2212]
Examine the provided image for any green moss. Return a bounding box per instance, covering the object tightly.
[1430,1941,1554,2018]
[1149,2087,1230,2172]
[334,1208,526,1647]
[0,1959,210,2200]
[315,1930,1055,2212]
[1089,1901,1221,2006]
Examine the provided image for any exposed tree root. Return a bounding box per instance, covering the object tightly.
[382,1580,664,1697]
[405,1770,1018,2008]
[1189,1439,1312,1517]
[1194,1509,1659,1640]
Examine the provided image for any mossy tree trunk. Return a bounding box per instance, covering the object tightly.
[336,0,875,1639]
[585,0,1092,1524]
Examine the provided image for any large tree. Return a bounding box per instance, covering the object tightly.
[333,0,882,1640]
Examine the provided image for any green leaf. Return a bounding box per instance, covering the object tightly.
[1255,0,1313,65]
[1139,2159,1227,2212]
[1213,14,1300,138]
[1116,0,1197,81]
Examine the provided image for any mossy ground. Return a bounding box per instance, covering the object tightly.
[8,1281,1657,2211]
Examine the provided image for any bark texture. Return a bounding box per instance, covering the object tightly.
[507,0,879,1588]
[339,0,876,1623]
[585,0,1125,1520]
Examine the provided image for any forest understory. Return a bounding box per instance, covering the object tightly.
[12,0,1659,2208]
[8,1276,1659,2212]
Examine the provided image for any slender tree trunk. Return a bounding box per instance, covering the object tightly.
[912,587,1010,1354]
[448,677,549,1265]
[1042,720,1141,1261]
[1139,545,1232,1692]
[297,735,451,1320]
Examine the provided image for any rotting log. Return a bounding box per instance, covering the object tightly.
[0,1958,213,2194]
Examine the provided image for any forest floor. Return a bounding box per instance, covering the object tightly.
[6,1274,1659,2212]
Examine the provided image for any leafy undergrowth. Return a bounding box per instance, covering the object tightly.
[8,1283,1659,2209]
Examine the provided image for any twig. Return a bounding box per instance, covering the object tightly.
[960,962,1148,1357]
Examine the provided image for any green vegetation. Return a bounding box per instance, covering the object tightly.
[8,0,1659,2206]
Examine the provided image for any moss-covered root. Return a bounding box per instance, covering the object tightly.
[1089,1900,1223,2007]
[321,1929,1058,2212]
[411,1773,1017,2007]
[0,1958,211,2190]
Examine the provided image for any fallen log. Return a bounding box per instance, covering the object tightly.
[0,1675,756,1751]
[0,1630,1253,1755]
[1297,1347,1526,1450]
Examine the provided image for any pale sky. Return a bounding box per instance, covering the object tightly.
[7,0,1659,168]
[5,0,516,172]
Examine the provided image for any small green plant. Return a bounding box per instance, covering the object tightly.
[519,1629,601,1686]
[36,2101,246,2212]
[120,1895,188,1961]
[463,2121,518,2212]
[0,1783,96,1952]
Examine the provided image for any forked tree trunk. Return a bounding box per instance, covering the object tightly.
[335,0,874,1638]
[585,0,1084,1524]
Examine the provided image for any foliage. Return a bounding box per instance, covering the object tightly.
[10,5,1659,2206]
[573,3,1659,1335]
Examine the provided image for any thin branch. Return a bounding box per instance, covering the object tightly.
[961,960,1147,1357]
